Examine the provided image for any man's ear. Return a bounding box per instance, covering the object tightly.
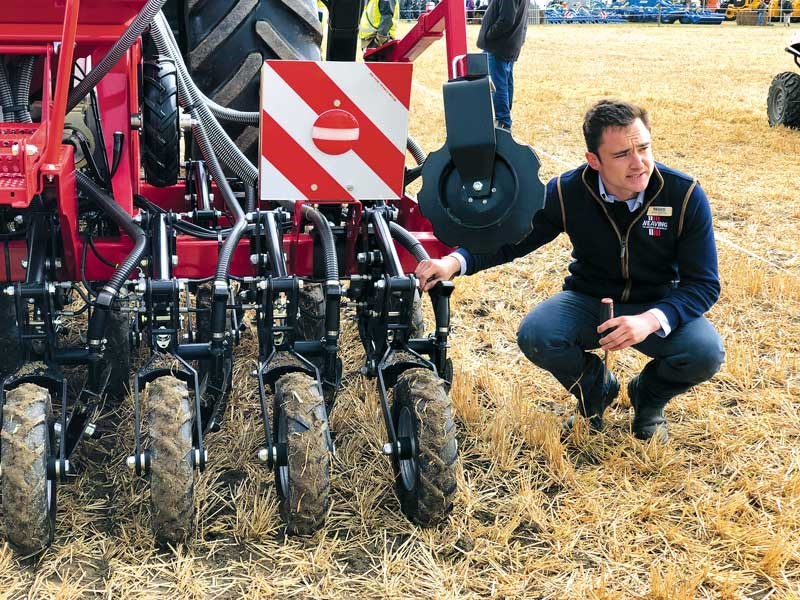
[586,151,601,170]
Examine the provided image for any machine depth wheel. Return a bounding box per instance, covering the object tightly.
[273,372,331,535]
[147,376,195,545]
[1,383,56,554]
[181,0,322,160]
[767,71,800,128]
[296,283,326,342]
[103,294,131,406]
[142,57,181,187]
[392,368,458,527]
[410,289,425,339]
[0,295,20,379]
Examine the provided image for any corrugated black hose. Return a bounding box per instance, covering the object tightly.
[389,221,429,263]
[76,171,146,346]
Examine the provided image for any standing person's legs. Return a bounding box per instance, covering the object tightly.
[486,53,512,128]
[629,315,725,440]
[508,61,515,115]
[517,291,618,429]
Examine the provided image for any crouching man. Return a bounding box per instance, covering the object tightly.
[416,99,725,443]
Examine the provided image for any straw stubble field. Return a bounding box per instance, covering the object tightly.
[2,22,800,599]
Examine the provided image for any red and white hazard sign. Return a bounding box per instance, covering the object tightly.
[259,60,413,202]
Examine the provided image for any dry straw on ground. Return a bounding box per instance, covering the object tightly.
[2,22,800,600]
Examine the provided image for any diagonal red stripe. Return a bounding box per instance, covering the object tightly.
[267,61,404,196]
[260,109,353,201]
[365,62,412,109]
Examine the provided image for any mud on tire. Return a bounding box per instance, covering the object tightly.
[392,368,458,527]
[147,376,195,545]
[274,372,331,535]
[1,383,56,554]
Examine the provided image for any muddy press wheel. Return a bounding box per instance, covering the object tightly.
[391,368,458,526]
[147,376,195,545]
[1,383,56,554]
[273,372,331,534]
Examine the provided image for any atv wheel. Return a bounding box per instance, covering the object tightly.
[182,0,323,161]
[0,295,20,379]
[147,376,195,545]
[274,372,331,535]
[392,368,458,527]
[142,57,181,187]
[1,383,56,554]
[767,71,800,128]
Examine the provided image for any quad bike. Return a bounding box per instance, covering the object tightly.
[0,0,544,553]
[768,32,800,128]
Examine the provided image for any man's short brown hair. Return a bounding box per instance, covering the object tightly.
[582,100,651,155]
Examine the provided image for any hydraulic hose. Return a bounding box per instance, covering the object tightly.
[67,0,168,113]
[151,14,258,186]
[407,135,427,166]
[389,221,429,263]
[0,62,15,123]
[14,55,34,122]
[302,205,338,282]
[76,171,146,345]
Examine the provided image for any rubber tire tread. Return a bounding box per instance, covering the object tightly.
[274,372,330,535]
[0,295,20,380]
[767,71,800,128]
[392,368,458,527]
[1,383,54,554]
[147,376,195,545]
[142,58,181,187]
[296,283,325,342]
[410,290,425,339]
[182,0,322,160]
[104,295,131,406]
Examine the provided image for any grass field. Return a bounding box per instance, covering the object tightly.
[2,21,800,599]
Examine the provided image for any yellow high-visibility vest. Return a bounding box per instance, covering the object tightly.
[359,0,398,40]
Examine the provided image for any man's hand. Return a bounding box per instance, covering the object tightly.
[598,312,662,351]
[415,256,460,292]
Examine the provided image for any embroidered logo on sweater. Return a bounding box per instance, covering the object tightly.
[642,215,669,237]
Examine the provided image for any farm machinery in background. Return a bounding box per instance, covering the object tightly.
[0,0,544,553]
[768,33,800,128]
[545,0,724,23]
[718,0,800,20]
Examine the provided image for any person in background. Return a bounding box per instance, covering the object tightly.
[782,0,792,26]
[415,100,725,444]
[476,0,529,130]
[756,0,767,25]
[360,0,400,49]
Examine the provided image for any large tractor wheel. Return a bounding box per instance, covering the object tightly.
[1,383,56,554]
[142,57,181,187]
[767,72,800,129]
[0,295,20,380]
[273,372,331,535]
[182,0,323,160]
[147,376,195,545]
[391,368,458,527]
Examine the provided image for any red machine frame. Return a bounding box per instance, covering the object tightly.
[0,0,468,282]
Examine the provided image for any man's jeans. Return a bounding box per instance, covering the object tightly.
[516,291,725,407]
[487,53,515,128]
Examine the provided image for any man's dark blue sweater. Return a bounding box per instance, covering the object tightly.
[454,163,720,331]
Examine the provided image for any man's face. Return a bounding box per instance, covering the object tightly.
[585,118,654,200]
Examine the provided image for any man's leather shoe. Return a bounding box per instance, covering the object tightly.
[563,372,620,432]
[628,375,669,444]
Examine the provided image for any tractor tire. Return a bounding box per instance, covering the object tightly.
[296,283,326,342]
[1,383,56,555]
[182,0,323,161]
[391,368,458,527]
[142,58,181,187]
[767,71,800,129]
[274,372,331,535]
[147,376,195,545]
[0,295,20,380]
[104,295,131,406]
[410,290,425,339]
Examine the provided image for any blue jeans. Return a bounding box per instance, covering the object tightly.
[487,53,514,128]
[516,291,725,407]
